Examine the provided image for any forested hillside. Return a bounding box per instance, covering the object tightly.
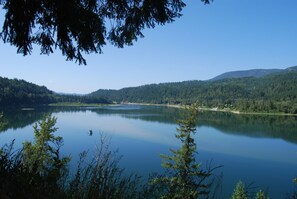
[2,70,297,114]
[0,77,110,107]
[209,69,282,81]
[0,77,55,107]
[90,71,297,114]
[209,65,297,81]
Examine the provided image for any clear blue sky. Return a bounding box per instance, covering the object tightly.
[1,0,297,94]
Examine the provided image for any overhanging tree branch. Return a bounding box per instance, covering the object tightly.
[0,0,211,65]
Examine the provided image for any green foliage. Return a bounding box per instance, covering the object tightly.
[0,114,142,199]
[0,140,30,198]
[90,71,297,114]
[0,76,55,106]
[255,190,269,199]
[22,115,70,175]
[1,0,211,65]
[67,135,141,199]
[210,69,282,81]
[2,70,297,113]
[231,181,270,199]
[151,104,215,198]
[0,76,111,107]
[0,115,69,198]
[231,181,248,199]
[0,110,296,198]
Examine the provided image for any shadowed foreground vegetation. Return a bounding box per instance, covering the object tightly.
[0,107,296,198]
[0,115,140,199]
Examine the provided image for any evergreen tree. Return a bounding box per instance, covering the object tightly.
[231,181,248,199]
[1,115,141,199]
[151,103,214,198]
[0,115,70,199]
[230,181,270,199]
[255,190,269,199]
[1,0,211,65]
[22,114,70,178]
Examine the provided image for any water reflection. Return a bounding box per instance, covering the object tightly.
[0,105,296,198]
[2,105,296,145]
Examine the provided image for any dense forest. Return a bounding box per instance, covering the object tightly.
[0,77,55,106]
[0,77,110,107]
[90,70,297,114]
[2,69,297,114]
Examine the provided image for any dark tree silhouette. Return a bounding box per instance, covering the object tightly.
[0,0,211,65]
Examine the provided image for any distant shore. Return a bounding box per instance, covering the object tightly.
[122,102,297,116]
[43,102,297,116]
[48,102,113,107]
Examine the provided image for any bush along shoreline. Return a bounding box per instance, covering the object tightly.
[0,106,296,198]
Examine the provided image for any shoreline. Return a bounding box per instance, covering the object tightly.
[48,102,114,107]
[21,102,296,116]
[122,102,297,116]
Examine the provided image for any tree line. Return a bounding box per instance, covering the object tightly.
[90,71,297,114]
[2,70,297,114]
[0,76,110,107]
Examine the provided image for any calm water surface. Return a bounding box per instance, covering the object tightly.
[0,105,297,198]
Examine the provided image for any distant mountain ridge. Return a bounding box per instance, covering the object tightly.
[0,77,110,107]
[2,65,297,113]
[0,77,55,107]
[209,66,297,81]
[90,69,297,114]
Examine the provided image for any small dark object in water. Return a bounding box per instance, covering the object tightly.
[89,130,93,136]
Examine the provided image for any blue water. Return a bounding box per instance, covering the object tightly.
[0,105,296,198]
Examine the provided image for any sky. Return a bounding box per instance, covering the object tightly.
[1,0,297,94]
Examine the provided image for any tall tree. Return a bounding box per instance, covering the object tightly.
[0,115,70,199]
[22,114,70,176]
[231,181,248,199]
[0,0,211,65]
[151,103,216,198]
